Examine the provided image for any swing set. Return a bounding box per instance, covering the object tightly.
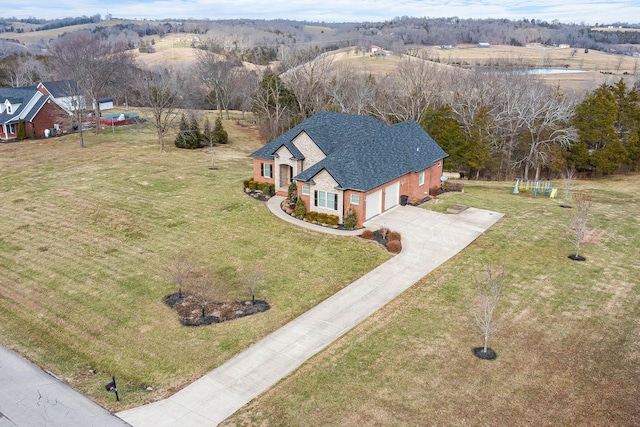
[512,178,556,197]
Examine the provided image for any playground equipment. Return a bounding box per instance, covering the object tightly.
[512,178,554,197]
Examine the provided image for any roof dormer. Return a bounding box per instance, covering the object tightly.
[4,100,15,114]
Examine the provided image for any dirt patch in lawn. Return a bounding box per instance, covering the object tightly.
[164,293,270,326]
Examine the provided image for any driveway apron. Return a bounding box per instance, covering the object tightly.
[117,203,504,426]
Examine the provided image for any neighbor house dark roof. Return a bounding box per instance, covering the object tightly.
[39,80,80,97]
[251,112,448,192]
[0,86,46,125]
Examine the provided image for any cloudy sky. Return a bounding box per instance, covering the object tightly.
[3,0,639,25]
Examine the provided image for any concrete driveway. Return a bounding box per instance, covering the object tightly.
[117,204,503,426]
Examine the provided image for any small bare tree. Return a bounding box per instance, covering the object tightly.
[192,268,216,319]
[568,190,592,260]
[165,255,194,298]
[243,264,264,306]
[561,166,576,208]
[472,265,505,359]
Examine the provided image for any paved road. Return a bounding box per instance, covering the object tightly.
[0,346,130,427]
[117,203,504,426]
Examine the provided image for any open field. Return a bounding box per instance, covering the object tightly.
[0,114,390,411]
[331,44,639,93]
[223,176,640,426]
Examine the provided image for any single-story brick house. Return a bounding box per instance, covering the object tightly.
[249,112,448,226]
[0,86,71,141]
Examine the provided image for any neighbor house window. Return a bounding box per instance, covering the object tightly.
[315,190,338,210]
[261,163,272,178]
[350,194,360,205]
[301,185,310,196]
[6,104,12,114]
[419,172,425,186]
[8,124,15,134]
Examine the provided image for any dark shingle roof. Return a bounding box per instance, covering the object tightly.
[250,112,448,192]
[40,80,79,97]
[0,86,41,124]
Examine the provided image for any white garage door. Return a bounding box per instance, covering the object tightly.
[366,190,382,220]
[384,182,400,210]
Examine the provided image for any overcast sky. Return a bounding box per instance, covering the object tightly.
[3,0,639,25]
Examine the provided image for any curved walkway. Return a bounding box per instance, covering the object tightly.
[118,200,504,426]
[265,196,363,236]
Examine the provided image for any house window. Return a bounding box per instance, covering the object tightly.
[261,163,272,178]
[314,190,338,210]
[419,172,425,186]
[301,185,310,196]
[8,124,15,134]
[350,194,360,205]
[6,104,12,114]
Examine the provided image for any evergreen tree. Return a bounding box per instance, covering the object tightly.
[16,119,27,140]
[174,113,189,148]
[212,117,228,144]
[421,105,467,171]
[202,116,213,146]
[188,115,202,148]
[571,79,640,174]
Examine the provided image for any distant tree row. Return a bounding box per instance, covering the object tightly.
[1,28,638,177]
[252,56,640,179]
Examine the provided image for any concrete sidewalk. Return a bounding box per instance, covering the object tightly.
[0,346,130,427]
[117,204,503,426]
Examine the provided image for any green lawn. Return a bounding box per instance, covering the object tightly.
[0,117,389,410]
[223,176,640,426]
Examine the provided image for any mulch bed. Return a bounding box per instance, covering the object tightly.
[245,189,273,202]
[164,292,270,326]
[472,347,497,360]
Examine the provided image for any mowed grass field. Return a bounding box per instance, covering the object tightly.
[0,115,390,411]
[223,176,640,426]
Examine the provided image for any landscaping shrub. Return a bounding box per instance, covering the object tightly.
[249,180,259,190]
[361,229,374,240]
[295,197,306,218]
[343,207,357,229]
[243,179,251,189]
[327,214,339,226]
[317,213,328,224]
[288,181,297,201]
[386,240,402,253]
[306,211,318,222]
[388,231,401,241]
[261,182,273,195]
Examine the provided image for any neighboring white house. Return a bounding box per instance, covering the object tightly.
[38,80,85,115]
[478,42,491,48]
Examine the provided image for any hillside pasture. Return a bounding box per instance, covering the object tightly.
[223,175,640,426]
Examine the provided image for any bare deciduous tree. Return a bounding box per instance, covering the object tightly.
[515,85,578,180]
[165,255,194,298]
[197,50,240,119]
[49,31,135,136]
[134,67,182,153]
[568,190,592,260]
[472,265,505,359]
[3,56,49,87]
[243,264,264,306]
[281,53,333,119]
[193,268,217,319]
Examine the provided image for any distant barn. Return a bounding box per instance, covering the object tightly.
[478,42,491,48]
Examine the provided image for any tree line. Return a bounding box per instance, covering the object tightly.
[1,29,639,177]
